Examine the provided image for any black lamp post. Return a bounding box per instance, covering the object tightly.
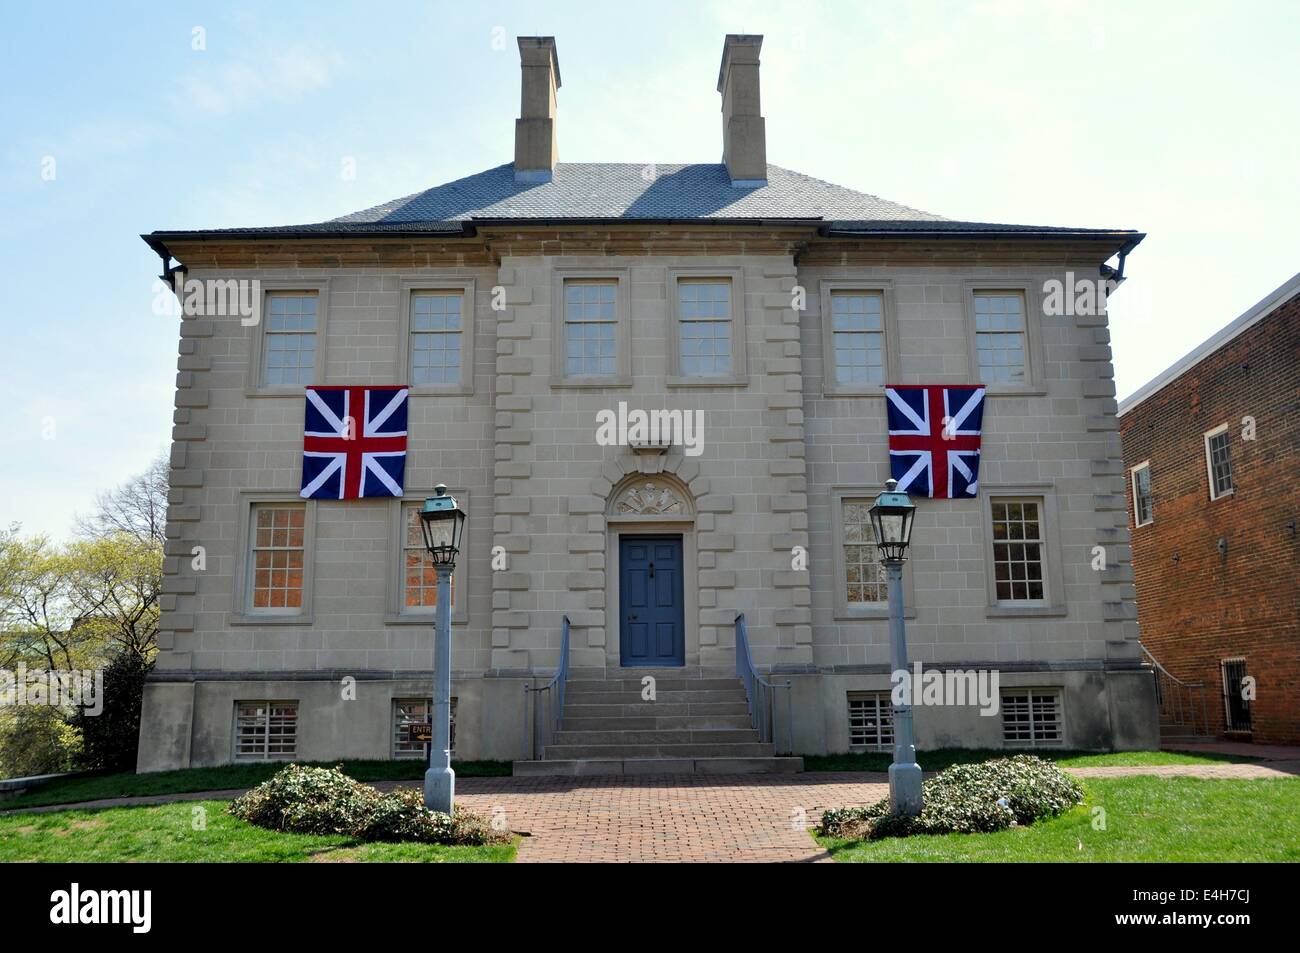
[868,478,922,816]
[418,484,466,813]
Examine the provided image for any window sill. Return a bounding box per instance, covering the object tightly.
[229,612,315,626]
[408,384,473,397]
[834,607,917,621]
[985,604,1067,619]
[979,385,1048,398]
[384,612,469,626]
[822,386,887,398]
[244,387,309,399]
[1209,489,1235,501]
[665,375,748,388]
[550,377,633,390]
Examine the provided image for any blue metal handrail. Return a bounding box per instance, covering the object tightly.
[734,613,793,754]
[525,615,570,760]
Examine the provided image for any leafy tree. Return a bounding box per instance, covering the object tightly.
[72,650,154,772]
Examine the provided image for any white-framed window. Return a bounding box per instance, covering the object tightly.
[261,293,319,386]
[830,291,886,386]
[1001,690,1062,746]
[1130,461,1154,527]
[249,503,306,612]
[392,698,456,758]
[989,499,1045,602]
[972,291,1027,385]
[235,701,298,760]
[400,501,454,613]
[677,279,733,377]
[409,292,463,386]
[564,280,618,377]
[848,692,894,750]
[1204,425,1234,500]
[843,498,887,605]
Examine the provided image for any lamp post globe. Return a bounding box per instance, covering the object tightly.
[418,484,465,814]
[869,478,923,817]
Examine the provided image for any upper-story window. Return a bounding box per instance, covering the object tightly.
[677,280,733,378]
[401,501,454,613]
[409,292,463,386]
[249,503,306,612]
[972,291,1027,385]
[843,498,887,605]
[990,498,1045,602]
[564,280,617,377]
[830,292,885,386]
[1131,461,1154,527]
[1204,425,1234,499]
[262,293,319,386]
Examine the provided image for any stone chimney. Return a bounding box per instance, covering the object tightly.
[514,36,561,183]
[717,34,767,187]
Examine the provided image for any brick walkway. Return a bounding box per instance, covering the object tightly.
[454,773,891,863]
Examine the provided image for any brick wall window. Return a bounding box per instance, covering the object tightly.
[401,502,454,612]
[677,279,733,377]
[1131,461,1154,527]
[843,498,887,604]
[990,498,1045,601]
[409,292,463,385]
[250,504,306,612]
[972,291,1027,385]
[1204,425,1234,499]
[564,280,617,377]
[261,293,318,386]
[392,697,456,758]
[235,701,298,760]
[1001,690,1062,745]
[830,292,885,385]
[848,692,894,749]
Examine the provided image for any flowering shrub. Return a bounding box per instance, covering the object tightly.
[819,755,1083,840]
[229,764,509,845]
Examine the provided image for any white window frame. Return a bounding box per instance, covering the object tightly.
[1130,460,1154,527]
[385,491,470,625]
[830,487,916,620]
[550,268,632,387]
[962,280,1045,395]
[1203,424,1234,500]
[818,280,900,397]
[397,279,476,395]
[233,701,299,761]
[230,492,317,626]
[847,692,895,750]
[246,279,331,397]
[980,486,1067,618]
[1000,689,1063,747]
[666,267,748,386]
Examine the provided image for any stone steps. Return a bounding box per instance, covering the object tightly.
[512,666,804,777]
[514,756,804,778]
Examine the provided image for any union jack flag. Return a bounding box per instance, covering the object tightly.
[885,385,986,498]
[300,386,408,500]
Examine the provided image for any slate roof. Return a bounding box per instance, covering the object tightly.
[143,162,1144,248]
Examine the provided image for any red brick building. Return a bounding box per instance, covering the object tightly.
[1119,273,1300,746]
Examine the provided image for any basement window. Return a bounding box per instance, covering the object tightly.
[234,701,298,760]
[848,692,894,750]
[392,697,457,759]
[1001,690,1062,746]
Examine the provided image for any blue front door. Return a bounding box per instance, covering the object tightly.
[619,535,685,667]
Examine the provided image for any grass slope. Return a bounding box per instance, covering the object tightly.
[802,748,1257,773]
[0,800,516,863]
[818,776,1300,862]
[1,759,511,810]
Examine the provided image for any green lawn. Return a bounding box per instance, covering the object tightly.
[0,800,516,863]
[0,759,511,811]
[817,776,1300,862]
[802,748,1257,773]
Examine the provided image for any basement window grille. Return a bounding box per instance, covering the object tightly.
[392,697,456,759]
[1001,690,1062,746]
[235,701,298,760]
[848,692,895,750]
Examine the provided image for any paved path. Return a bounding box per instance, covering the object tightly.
[5,761,1296,862]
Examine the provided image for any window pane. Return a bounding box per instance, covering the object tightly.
[974,292,1026,384]
[678,280,732,376]
[262,294,317,386]
[564,281,617,376]
[843,500,886,603]
[250,504,306,612]
[991,499,1045,602]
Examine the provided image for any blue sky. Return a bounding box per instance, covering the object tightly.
[2,0,1297,539]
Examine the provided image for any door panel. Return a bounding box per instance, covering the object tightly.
[619,535,685,666]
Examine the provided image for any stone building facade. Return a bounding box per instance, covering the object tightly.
[137,35,1157,772]
[1120,274,1299,746]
